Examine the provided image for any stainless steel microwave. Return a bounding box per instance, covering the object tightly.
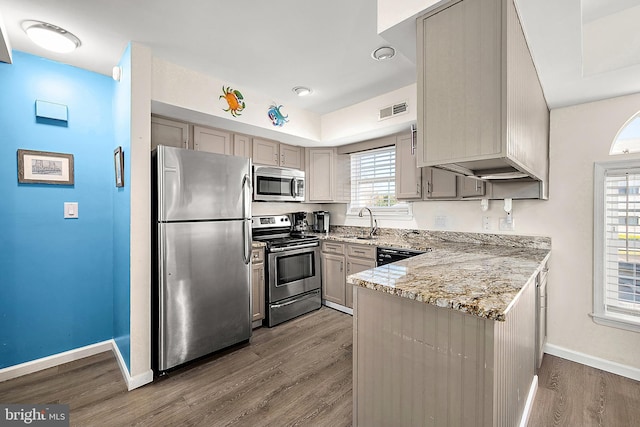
[253,165,305,202]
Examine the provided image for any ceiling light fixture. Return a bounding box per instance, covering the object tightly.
[371,46,396,61]
[292,86,312,97]
[22,20,81,53]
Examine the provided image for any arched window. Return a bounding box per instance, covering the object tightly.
[610,112,640,155]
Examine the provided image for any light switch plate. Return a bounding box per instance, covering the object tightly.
[64,202,78,219]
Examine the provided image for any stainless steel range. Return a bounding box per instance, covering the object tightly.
[252,215,321,327]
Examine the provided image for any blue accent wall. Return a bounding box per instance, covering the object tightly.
[0,51,115,367]
[112,44,132,371]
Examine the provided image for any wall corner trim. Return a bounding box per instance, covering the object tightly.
[111,340,153,391]
[544,343,640,381]
[0,341,112,383]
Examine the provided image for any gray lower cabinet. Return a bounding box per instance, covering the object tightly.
[321,242,346,305]
[345,244,377,308]
[251,248,265,325]
[321,241,376,310]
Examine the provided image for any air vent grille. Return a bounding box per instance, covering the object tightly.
[378,101,408,121]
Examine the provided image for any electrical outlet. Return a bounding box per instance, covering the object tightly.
[499,216,515,231]
[435,215,447,229]
[482,216,491,231]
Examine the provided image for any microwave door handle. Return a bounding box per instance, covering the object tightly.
[291,178,297,197]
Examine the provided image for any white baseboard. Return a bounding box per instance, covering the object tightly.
[0,340,112,383]
[323,300,353,316]
[544,343,640,381]
[110,340,153,391]
[519,375,538,427]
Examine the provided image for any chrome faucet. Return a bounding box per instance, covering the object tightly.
[358,207,378,238]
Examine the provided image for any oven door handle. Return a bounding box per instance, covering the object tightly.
[269,242,319,253]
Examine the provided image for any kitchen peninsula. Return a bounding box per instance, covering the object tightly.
[336,229,550,426]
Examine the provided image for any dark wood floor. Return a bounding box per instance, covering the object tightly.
[1,307,638,426]
[0,307,353,427]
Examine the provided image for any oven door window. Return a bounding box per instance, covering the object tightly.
[276,251,315,286]
[256,176,292,196]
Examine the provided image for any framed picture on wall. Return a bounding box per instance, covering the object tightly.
[114,146,124,187]
[17,149,74,185]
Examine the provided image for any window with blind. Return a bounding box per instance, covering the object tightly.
[594,161,640,332]
[348,146,410,216]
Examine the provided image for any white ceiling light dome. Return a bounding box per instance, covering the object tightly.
[22,20,81,53]
[371,46,395,61]
[292,86,313,97]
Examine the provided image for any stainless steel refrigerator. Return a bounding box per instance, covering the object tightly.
[152,145,252,372]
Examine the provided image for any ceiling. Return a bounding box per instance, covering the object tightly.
[1,0,639,115]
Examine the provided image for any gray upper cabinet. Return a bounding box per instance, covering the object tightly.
[395,133,422,200]
[458,176,486,198]
[423,167,457,199]
[151,117,189,150]
[307,148,335,202]
[280,144,302,169]
[193,125,231,154]
[253,138,302,169]
[416,0,549,197]
[232,134,252,158]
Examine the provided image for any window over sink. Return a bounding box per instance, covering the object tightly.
[347,146,411,218]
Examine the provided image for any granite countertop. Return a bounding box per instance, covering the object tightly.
[319,227,550,321]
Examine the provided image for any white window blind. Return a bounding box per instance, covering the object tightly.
[348,146,410,216]
[594,161,640,331]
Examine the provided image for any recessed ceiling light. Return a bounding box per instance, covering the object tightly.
[371,46,396,61]
[22,20,81,53]
[292,86,312,97]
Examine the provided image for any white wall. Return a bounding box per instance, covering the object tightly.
[151,57,321,146]
[129,43,152,381]
[377,0,444,33]
[328,92,640,370]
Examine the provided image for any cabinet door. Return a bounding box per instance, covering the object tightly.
[458,176,486,197]
[151,117,189,150]
[252,138,279,166]
[233,134,252,158]
[251,261,265,322]
[321,252,345,306]
[280,144,302,169]
[193,126,232,154]
[423,167,457,199]
[308,148,335,202]
[345,256,376,308]
[417,0,501,166]
[395,133,422,199]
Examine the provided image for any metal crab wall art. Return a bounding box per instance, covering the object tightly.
[267,104,289,127]
[220,86,246,117]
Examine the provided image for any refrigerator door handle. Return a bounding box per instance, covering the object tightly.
[242,173,251,219]
[242,219,251,265]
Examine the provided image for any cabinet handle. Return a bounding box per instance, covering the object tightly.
[184,139,189,149]
[417,182,421,195]
[354,250,365,255]
[347,262,350,273]
[281,154,285,164]
[340,261,343,272]
[274,153,278,164]
[427,181,432,194]
[410,124,417,155]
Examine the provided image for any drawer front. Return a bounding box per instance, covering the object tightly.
[347,244,376,259]
[251,248,264,263]
[322,241,345,254]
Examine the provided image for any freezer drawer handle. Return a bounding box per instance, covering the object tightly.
[271,291,320,308]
